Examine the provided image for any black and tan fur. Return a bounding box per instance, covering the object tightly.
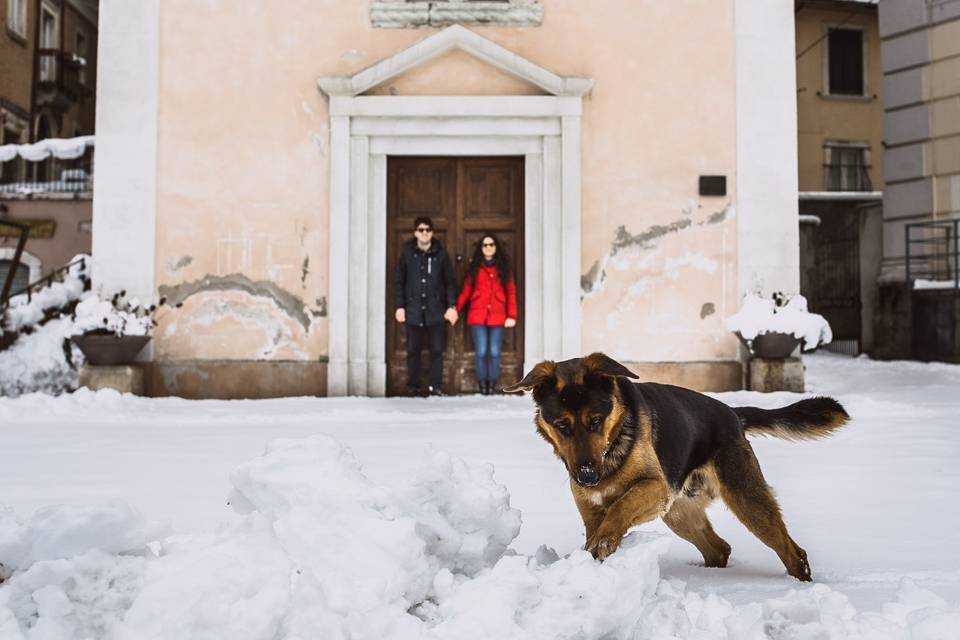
[504,353,849,581]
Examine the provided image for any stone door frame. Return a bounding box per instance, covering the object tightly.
[319,26,592,396]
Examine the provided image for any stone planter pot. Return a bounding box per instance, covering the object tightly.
[70,334,151,366]
[736,331,802,359]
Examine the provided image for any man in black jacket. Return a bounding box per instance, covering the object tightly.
[394,216,458,396]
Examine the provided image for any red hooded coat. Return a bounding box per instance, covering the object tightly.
[456,264,517,326]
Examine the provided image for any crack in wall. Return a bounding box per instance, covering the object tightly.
[158,273,313,331]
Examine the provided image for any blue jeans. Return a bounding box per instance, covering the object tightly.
[470,324,505,383]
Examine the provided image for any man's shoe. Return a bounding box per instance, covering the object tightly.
[428,385,444,397]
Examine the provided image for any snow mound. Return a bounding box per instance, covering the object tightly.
[0,502,167,572]
[0,255,90,397]
[0,319,81,397]
[2,435,958,639]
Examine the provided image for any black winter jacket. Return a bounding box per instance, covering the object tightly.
[394,238,457,327]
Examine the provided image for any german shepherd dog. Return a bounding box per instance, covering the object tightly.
[504,353,849,581]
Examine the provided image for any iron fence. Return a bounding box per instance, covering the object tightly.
[0,146,93,195]
[905,219,960,288]
[0,254,88,312]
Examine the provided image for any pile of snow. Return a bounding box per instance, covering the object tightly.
[2,256,89,333]
[0,318,80,397]
[726,293,832,350]
[0,257,90,397]
[2,433,958,639]
[0,435,524,639]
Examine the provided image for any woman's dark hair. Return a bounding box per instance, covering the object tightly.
[467,233,512,286]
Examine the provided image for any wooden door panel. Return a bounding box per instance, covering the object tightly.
[386,156,523,395]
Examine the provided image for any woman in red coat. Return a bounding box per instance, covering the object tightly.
[456,234,517,395]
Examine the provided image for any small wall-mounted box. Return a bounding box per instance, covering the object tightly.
[699,175,727,196]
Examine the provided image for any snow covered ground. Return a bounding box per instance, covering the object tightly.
[0,353,958,638]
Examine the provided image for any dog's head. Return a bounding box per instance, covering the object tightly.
[504,352,639,488]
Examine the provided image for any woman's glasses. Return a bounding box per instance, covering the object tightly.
[482,242,495,247]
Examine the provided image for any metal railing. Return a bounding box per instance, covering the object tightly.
[823,163,873,192]
[0,254,89,312]
[0,146,93,195]
[36,48,88,100]
[0,220,30,307]
[905,219,960,288]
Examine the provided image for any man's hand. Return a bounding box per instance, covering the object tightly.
[444,307,458,325]
[395,308,406,323]
[505,318,517,328]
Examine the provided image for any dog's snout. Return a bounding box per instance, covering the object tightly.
[576,464,599,487]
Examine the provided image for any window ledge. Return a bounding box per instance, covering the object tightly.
[5,25,27,47]
[371,1,543,28]
[818,92,876,102]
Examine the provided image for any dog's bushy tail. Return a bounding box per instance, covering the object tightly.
[733,396,849,441]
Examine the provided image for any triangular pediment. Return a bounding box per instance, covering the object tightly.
[363,48,548,96]
[318,25,592,97]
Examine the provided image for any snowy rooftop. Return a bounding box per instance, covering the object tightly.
[0,354,958,638]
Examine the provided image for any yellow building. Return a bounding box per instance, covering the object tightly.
[795,0,883,355]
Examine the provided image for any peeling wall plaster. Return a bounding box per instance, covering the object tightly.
[582,204,732,296]
[158,291,312,361]
[166,255,193,273]
[158,273,314,331]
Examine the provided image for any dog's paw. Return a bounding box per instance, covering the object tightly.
[789,547,812,582]
[585,529,623,561]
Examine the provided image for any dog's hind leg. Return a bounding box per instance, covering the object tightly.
[714,441,812,581]
[663,496,731,568]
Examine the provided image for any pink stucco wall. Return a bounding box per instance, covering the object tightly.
[152,0,739,364]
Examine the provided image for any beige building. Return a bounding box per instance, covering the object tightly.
[93,0,802,398]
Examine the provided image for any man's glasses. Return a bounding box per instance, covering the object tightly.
[415,227,433,233]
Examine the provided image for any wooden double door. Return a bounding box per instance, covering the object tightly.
[386,156,524,395]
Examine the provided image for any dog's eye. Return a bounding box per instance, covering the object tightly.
[588,415,604,432]
[553,421,571,437]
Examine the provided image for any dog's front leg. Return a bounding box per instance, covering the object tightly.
[572,490,606,542]
[585,479,670,561]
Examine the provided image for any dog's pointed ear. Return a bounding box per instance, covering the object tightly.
[583,352,638,380]
[502,360,557,393]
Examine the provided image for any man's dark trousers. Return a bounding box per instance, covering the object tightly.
[406,323,445,390]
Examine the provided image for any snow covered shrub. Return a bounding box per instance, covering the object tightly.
[0,255,90,397]
[72,290,179,338]
[726,292,832,351]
